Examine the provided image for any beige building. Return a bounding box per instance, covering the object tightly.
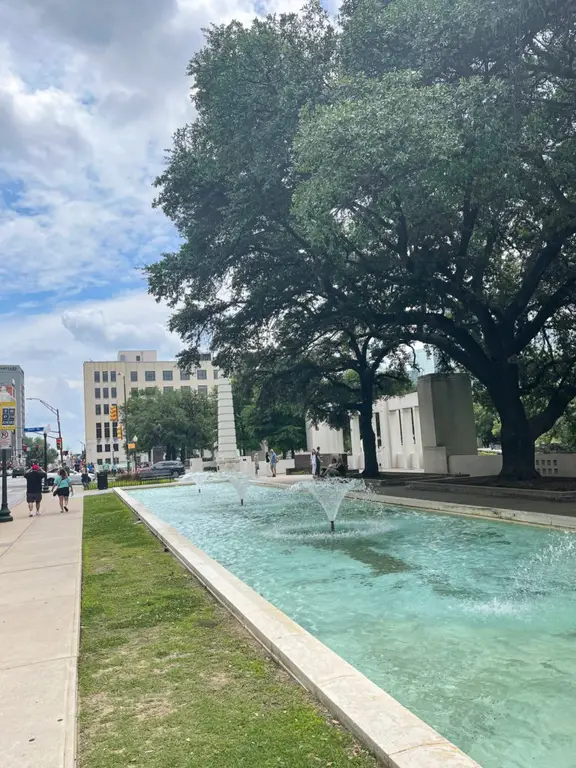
[83,350,218,468]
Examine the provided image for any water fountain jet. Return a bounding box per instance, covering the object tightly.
[291,478,366,531]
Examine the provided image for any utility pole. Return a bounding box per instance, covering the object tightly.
[27,399,63,465]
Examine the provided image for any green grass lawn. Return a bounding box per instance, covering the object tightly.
[79,495,379,768]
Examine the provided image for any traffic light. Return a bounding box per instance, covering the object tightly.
[117,425,124,439]
[56,437,63,450]
[110,405,118,422]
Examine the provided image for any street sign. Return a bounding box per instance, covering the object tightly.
[25,427,46,433]
[0,430,11,449]
[128,442,136,450]
[0,406,16,431]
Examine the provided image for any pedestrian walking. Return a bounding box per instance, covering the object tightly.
[53,468,74,512]
[270,448,278,477]
[310,449,317,479]
[81,469,91,491]
[253,452,260,476]
[315,447,322,479]
[25,464,47,517]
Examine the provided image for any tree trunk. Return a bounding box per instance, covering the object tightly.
[359,394,379,478]
[490,367,539,481]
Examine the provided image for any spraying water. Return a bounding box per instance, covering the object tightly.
[291,478,367,531]
[220,471,252,505]
[178,472,213,493]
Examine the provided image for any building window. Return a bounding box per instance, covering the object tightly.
[198,385,208,396]
[104,443,111,453]
[102,371,108,383]
[145,371,155,382]
[136,355,141,361]
[214,369,219,379]
[181,386,191,393]
[113,457,119,465]
[131,387,138,395]
[95,388,101,399]
[96,445,103,453]
[163,386,173,393]
[130,371,138,382]
[96,422,102,439]
[110,371,116,382]
[104,423,110,438]
[200,353,211,361]
[119,355,126,362]
[94,371,100,383]
[104,457,111,464]
[163,370,173,381]
[145,387,156,395]
[112,423,118,438]
[95,405,101,416]
[103,387,109,399]
[97,458,103,465]
[111,387,117,399]
[180,370,190,381]
[197,369,207,380]
[104,404,110,415]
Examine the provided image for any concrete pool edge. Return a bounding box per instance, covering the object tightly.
[116,488,481,768]
[350,492,576,530]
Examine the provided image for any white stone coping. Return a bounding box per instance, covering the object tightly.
[348,492,576,531]
[116,488,481,768]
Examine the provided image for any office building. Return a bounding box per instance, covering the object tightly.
[0,364,25,464]
[83,350,218,468]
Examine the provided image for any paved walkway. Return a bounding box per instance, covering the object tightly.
[0,494,83,768]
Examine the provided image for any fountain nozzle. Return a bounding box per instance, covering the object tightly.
[241,498,244,506]
[330,520,335,532]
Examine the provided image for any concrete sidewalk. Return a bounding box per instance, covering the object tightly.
[0,494,83,768]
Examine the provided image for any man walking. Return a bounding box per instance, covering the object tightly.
[25,463,47,517]
[270,448,278,478]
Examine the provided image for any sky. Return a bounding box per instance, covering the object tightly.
[0,0,334,452]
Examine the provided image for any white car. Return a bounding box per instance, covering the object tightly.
[46,470,95,486]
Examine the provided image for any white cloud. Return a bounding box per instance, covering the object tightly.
[0,0,337,452]
[2,291,181,448]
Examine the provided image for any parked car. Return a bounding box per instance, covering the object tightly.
[138,461,185,480]
[11,466,26,478]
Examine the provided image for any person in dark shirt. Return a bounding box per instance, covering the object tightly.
[25,464,47,517]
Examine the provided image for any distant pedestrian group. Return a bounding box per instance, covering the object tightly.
[311,448,321,479]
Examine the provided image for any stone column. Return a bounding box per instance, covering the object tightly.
[217,378,240,470]
[417,373,477,473]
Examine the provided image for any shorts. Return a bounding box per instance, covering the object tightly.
[27,492,42,504]
[56,488,70,498]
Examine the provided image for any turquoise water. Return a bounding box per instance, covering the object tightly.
[130,483,576,768]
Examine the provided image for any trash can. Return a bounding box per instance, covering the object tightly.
[96,471,109,491]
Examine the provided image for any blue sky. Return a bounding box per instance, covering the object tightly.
[1,0,334,448]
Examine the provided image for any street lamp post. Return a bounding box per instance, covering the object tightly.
[27,399,63,466]
[132,435,138,471]
[117,373,131,471]
[0,449,13,523]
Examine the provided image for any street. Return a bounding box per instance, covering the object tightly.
[4,476,26,509]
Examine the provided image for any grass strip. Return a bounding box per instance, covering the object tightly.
[79,494,379,768]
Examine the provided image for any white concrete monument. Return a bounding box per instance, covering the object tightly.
[216,377,241,470]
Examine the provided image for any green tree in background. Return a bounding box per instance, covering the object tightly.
[23,437,58,468]
[123,389,216,461]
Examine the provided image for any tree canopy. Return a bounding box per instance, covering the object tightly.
[124,388,216,460]
[149,0,576,480]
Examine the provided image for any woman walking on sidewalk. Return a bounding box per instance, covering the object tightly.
[53,468,74,512]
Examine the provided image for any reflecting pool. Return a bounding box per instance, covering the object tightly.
[129,482,576,768]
